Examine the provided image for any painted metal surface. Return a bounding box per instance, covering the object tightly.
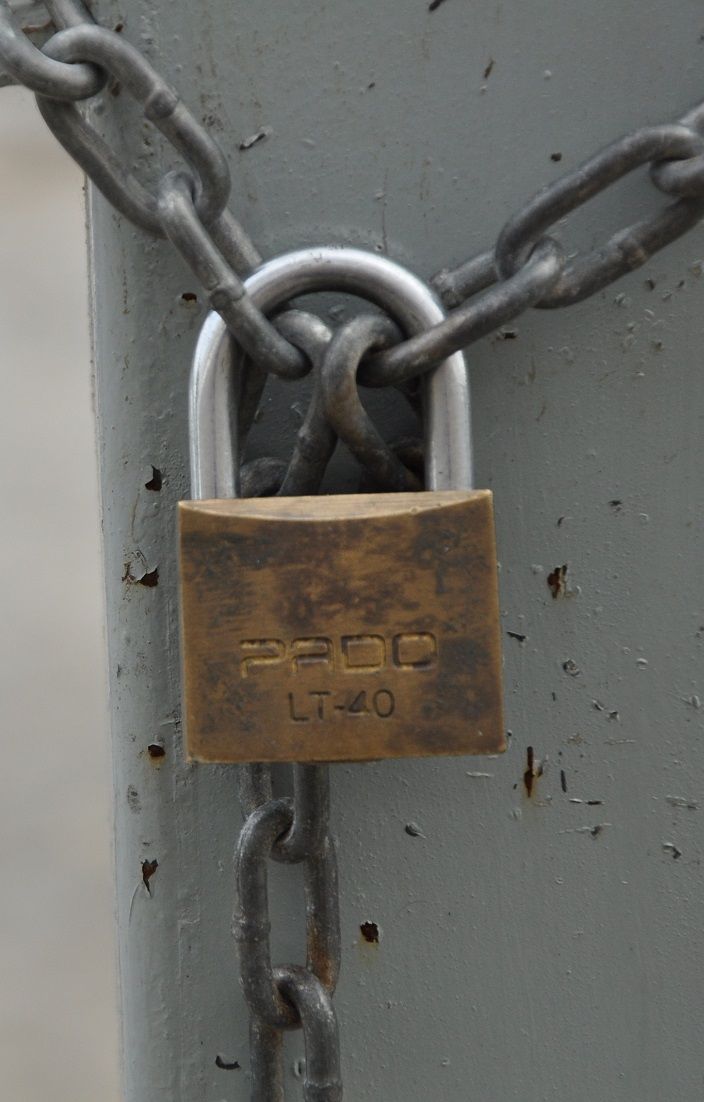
[89,0,704,1098]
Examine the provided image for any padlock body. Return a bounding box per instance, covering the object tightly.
[179,491,504,762]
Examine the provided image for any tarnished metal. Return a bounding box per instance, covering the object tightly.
[249,1018,284,1102]
[0,0,76,90]
[188,287,333,502]
[38,26,230,230]
[181,244,498,1093]
[6,8,704,1099]
[236,763,273,820]
[234,798,303,1030]
[321,313,417,489]
[274,310,337,497]
[43,0,90,29]
[232,770,341,1097]
[157,172,310,378]
[274,966,342,1102]
[0,0,100,96]
[431,247,497,310]
[232,767,340,1101]
[180,490,505,762]
[651,103,704,199]
[179,247,504,766]
[274,765,331,864]
[364,236,564,385]
[8,2,704,396]
[247,965,342,1102]
[188,246,473,493]
[495,125,704,307]
[188,261,341,1098]
[240,456,288,498]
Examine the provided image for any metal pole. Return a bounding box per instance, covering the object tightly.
[89,1,704,1099]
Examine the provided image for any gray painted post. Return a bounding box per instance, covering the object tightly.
[89,1,704,1099]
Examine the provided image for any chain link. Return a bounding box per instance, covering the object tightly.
[321,313,422,491]
[4,0,703,490]
[0,4,63,87]
[40,24,231,227]
[4,0,704,401]
[0,0,100,96]
[234,766,342,1101]
[5,0,704,405]
[156,172,310,377]
[4,3,704,1096]
[495,125,704,307]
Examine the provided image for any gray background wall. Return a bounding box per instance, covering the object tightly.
[5,0,703,1099]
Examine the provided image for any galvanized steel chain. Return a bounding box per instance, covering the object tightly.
[3,2,704,430]
[234,763,342,1102]
[0,6,342,1094]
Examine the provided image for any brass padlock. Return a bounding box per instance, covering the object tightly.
[179,248,504,763]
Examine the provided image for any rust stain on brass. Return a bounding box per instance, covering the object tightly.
[178,491,505,763]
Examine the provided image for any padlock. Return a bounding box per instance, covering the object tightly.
[178,247,505,763]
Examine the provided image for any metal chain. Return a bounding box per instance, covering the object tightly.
[232,315,342,1099]
[4,5,704,1097]
[234,766,342,1102]
[3,2,704,406]
[4,0,704,488]
[0,4,342,1095]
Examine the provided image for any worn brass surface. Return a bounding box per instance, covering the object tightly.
[178,491,505,762]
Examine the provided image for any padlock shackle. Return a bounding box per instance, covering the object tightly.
[189,246,472,499]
